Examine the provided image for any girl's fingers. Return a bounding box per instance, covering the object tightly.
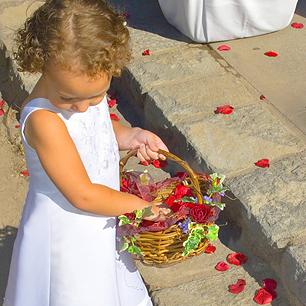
[139,144,150,161]
[145,145,159,160]
[136,150,146,162]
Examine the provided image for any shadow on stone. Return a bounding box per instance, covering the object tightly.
[108,0,192,43]
[296,0,306,18]
[0,39,28,121]
[0,226,17,304]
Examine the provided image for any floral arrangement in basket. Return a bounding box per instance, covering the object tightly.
[118,150,228,266]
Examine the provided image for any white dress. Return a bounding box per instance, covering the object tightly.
[3,97,152,306]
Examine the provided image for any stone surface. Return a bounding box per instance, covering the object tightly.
[226,150,306,250]
[127,46,226,93]
[179,103,305,175]
[147,73,260,118]
[210,12,306,134]
[281,244,306,305]
[140,88,305,175]
[142,226,289,306]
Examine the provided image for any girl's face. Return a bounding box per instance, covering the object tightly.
[44,63,111,113]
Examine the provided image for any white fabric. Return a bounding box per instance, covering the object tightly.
[158,0,298,43]
[3,97,152,306]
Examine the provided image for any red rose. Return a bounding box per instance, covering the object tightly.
[190,205,212,224]
[170,201,182,213]
[174,184,193,199]
[165,195,176,207]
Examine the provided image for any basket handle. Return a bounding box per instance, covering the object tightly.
[119,149,203,204]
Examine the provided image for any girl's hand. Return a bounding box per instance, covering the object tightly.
[142,203,171,221]
[130,129,169,162]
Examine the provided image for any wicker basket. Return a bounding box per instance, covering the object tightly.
[119,149,211,266]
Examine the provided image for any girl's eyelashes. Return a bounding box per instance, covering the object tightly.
[59,93,106,102]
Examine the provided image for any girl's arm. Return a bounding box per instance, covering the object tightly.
[26,110,158,216]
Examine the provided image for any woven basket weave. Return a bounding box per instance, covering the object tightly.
[120,149,211,266]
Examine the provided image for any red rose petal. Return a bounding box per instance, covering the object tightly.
[107,98,117,108]
[15,124,20,128]
[260,94,266,100]
[291,22,304,29]
[110,113,120,121]
[253,288,277,304]
[255,159,270,168]
[264,51,278,57]
[0,99,5,108]
[142,49,151,56]
[214,104,234,115]
[217,44,231,51]
[0,109,4,116]
[228,279,246,294]
[227,252,248,266]
[262,278,277,291]
[139,160,150,166]
[20,170,29,177]
[215,261,230,271]
[152,159,168,168]
[204,244,216,254]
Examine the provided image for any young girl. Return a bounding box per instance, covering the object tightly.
[3,1,169,305]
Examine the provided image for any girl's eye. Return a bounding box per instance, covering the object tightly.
[60,94,105,102]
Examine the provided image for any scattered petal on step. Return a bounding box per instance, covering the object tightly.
[254,159,270,168]
[262,278,277,291]
[214,104,234,115]
[142,49,151,56]
[291,22,304,29]
[204,244,216,254]
[215,261,230,271]
[260,95,266,100]
[264,51,278,57]
[226,252,248,266]
[228,279,246,294]
[20,170,30,177]
[217,44,231,51]
[253,288,277,304]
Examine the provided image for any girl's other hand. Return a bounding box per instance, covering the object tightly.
[142,203,171,221]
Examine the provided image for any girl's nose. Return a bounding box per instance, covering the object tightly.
[72,102,89,112]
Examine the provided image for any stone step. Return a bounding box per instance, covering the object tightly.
[109,1,306,304]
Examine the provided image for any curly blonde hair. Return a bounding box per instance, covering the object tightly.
[14,0,131,77]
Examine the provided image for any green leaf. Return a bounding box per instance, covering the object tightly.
[206,224,219,241]
[215,202,226,210]
[127,245,142,255]
[135,209,143,220]
[180,196,197,203]
[118,215,132,226]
